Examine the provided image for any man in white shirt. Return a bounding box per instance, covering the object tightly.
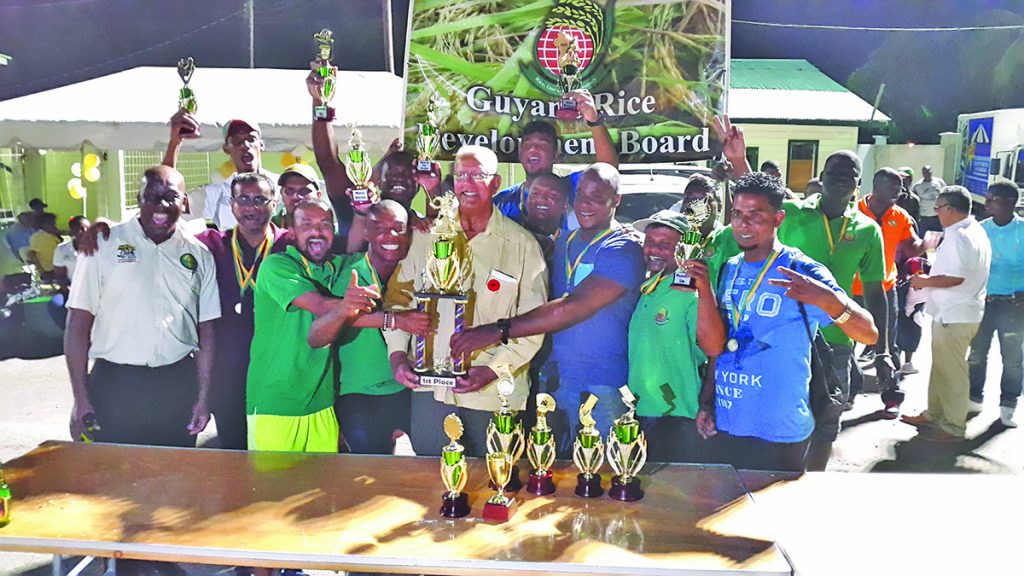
[65,166,220,447]
[163,111,278,230]
[53,216,90,287]
[911,165,946,235]
[902,186,991,441]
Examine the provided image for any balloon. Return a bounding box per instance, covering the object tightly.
[218,161,234,179]
[67,177,82,191]
[84,167,101,182]
[281,152,297,167]
[69,184,86,200]
[71,162,82,177]
[83,153,100,170]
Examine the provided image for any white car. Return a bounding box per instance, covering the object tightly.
[615,163,713,224]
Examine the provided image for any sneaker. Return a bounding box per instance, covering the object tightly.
[857,349,876,365]
[880,402,901,420]
[1000,407,1018,428]
[899,361,918,375]
[967,399,984,414]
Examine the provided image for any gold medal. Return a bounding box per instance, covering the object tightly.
[234,302,242,315]
[726,338,738,352]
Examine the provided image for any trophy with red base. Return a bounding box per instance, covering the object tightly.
[526,393,557,495]
[482,451,517,522]
[607,386,647,501]
[485,366,525,492]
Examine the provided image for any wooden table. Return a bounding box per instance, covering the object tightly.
[0,441,790,575]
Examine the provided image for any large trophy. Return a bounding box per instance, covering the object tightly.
[482,451,517,522]
[416,91,448,174]
[607,386,647,501]
[486,366,525,492]
[413,192,472,387]
[345,128,375,211]
[526,393,557,495]
[176,57,198,136]
[439,413,471,518]
[572,394,605,498]
[312,29,337,121]
[672,196,712,288]
[555,33,582,120]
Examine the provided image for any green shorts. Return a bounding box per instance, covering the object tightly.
[247,406,339,453]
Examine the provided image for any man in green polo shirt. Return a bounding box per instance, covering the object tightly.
[777,151,891,470]
[628,210,726,462]
[247,199,381,452]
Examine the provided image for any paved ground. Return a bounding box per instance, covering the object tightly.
[1,327,1020,575]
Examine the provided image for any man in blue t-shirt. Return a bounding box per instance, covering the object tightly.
[696,172,879,471]
[452,163,645,456]
[492,95,618,230]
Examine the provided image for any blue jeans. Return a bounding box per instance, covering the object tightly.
[812,344,853,442]
[968,298,1024,409]
[335,389,412,455]
[538,360,626,459]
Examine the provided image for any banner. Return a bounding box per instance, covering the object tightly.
[961,116,993,196]
[402,0,731,164]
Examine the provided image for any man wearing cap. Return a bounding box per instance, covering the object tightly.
[65,166,219,447]
[627,210,725,462]
[164,110,278,230]
[911,165,946,235]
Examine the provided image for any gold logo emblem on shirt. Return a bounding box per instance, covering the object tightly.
[180,253,198,271]
[655,307,669,325]
[116,244,137,263]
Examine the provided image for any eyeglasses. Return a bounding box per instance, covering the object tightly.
[233,195,273,207]
[453,172,496,183]
[934,203,950,211]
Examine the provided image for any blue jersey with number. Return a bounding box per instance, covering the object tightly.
[714,246,844,443]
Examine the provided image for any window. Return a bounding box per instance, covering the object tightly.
[0,148,23,223]
[786,140,818,193]
[745,147,759,174]
[119,150,212,213]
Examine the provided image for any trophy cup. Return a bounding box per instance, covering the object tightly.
[345,128,375,211]
[312,29,337,121]
[416,91,448,174]
[412,192,472,388]
[607,386,647,501]
[526,393,557,495]
[672,196,712,288]
[439,413,471,518]
[0,464,10,527]
[483,451,517,522]
[486,366,525,492]
[176,57,199,136]
[555,33,583,120]
[573,394,605,498]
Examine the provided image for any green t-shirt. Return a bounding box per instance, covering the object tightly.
[247,246,359,417]
[337,253,405,397]
[703,224,741,290]
[777,196,885,347]
[627,274,706,419]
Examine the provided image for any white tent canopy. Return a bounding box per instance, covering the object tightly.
[0,66,405,156]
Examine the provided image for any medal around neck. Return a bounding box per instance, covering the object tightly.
[345,128,374,210]
[672,197,712,288]
[312,29,336,121]
[526,393,558,495]
[439,413,471,518]
[485,366,525,492]
[176,57,199,136]
[573,393,605,498]
[412,192,473,388]
[607,386,647,501]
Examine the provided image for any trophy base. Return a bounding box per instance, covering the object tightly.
[416,372,458,388]
[439,491,471,518]
[489,464,523,493]
[482,496,517,522]
[527,471,556,496]
[556,99,580,121]
[313,105,335,121]
[672,269,697,289]
[609,475,644,502]
[575,472,604,498]
[416,160,435,173]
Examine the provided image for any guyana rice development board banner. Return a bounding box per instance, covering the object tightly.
[402,0,730,164]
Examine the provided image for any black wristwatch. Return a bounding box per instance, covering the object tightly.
[496,318,511,345]
[586,111,606,127]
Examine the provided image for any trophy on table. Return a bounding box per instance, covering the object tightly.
[486,366,525,492]
[483,451,517,522]
[555,33,583,120]
[0,464,10,527]
[607,386,647,501]
[439,413,471,518]
[176,57,199,136]
[416,90,448,174]
[572,394,605,498]
[345,128,375,211]
[672,196,712,289]
[412,192,472,387]
[526,393,557,495]
[312,29,337,121]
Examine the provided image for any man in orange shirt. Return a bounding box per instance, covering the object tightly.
[851,168,929,416]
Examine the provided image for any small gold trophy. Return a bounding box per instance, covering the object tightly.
[176,57,199,136]
[413,192,472,387]
[555,33,582,120]
[0,463,11,527]
[345,128,375,210]
[482,451,517,522]
[526,393,557,495]
[672,196,712,288]
[312,29,337,121]
[607,386,647,501]
[573,394,605,498]
[416,90,448,174]
[439,413,470,518]
[486,366,525,492]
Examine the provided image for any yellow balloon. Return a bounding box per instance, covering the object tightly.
[84,167,101,183]
[281,152,296,167]
[69,182,86,200]
[218,161,234,179]
[67,177,82,191]
[71,162,82,178]
[83,153,100,170]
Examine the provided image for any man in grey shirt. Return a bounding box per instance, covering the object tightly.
[911,165,946,234]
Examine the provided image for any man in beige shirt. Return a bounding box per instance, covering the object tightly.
[385,145,548,456]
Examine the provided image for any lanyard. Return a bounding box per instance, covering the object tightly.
[298,254,333,277]
[363,252,381,290]
[564,226,614,292]
[640,270,668,295]
[727,250,780,331]
[822,213,850,256]
[231,228,272,296]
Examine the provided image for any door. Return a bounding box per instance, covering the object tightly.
[787,140,818,194]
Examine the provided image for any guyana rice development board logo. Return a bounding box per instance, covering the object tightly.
[521,0,615,97]
[180,253,198,271]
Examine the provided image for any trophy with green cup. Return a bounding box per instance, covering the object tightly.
[312,29,336,121]
[345,128,375,211]
[672,196,712,288]
[526,393,557,495]
[416,90,448,173]
[176,57,198,136]
[439,413,470,518]
[607,386,647,501]
[486,366,525,492]
[573,393,604,498]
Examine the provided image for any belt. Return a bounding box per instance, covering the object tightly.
[987,294,1019,302]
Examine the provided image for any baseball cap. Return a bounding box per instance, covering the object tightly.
[222,118,262,142]
[633,209,690,235]
[28,198,48,210]
[278,164,320,190]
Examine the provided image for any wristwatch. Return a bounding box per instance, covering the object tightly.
[496,318,511,345]
[586,111,606,127]
[831,302,852,325]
